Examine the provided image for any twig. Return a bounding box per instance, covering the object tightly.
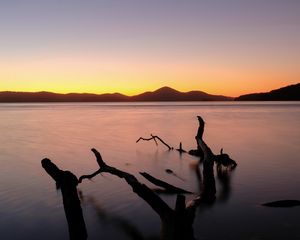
[136,134,173,150]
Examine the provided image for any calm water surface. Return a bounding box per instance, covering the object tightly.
[0,102,299,240]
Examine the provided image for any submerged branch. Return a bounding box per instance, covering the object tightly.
[140,172,192,194]
[262,200,300,208]
[79,148,172,219]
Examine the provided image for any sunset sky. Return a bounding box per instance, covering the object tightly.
[0,0,299,97]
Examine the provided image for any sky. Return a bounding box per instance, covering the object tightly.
[0,0,299,97]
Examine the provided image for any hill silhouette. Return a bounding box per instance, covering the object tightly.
[0,87,232,102]
[1,84,299,102]
[131,87,231,101]
[0,91,129,102]
[235,83,300,101]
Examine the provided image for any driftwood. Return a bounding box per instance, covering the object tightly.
[187,116,217,207]
[140,172,192,194]
[215,148,237,169]
[136,117,237,170]
[79,148,172,219]
[136,134,173,150]
[136,135,197,158]
[41,115,236,240]
[195,116,237,169]
[262,200,300,208]
[79,148,198,240]
[41,159,87,240]
[79,126,234,240]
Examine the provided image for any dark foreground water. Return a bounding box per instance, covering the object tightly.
[0,102,299,240]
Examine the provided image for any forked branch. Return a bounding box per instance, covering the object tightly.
[79,148,172,218]
[136,134,173,150]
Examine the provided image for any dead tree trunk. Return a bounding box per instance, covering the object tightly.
[41,159,87,240]
[195,116,216,201]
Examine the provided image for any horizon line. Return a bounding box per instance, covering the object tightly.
[0,86,233,97]
[1,82,299,99]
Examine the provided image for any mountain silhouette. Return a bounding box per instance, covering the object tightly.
[1,84,299,102]
[0,91,129,102]
[131,86,231,101]
[0,87,232,102]
[235,83,300,101]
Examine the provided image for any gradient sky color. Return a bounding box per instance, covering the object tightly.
[0,0,299,97]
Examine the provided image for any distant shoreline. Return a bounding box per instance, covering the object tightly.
[0,83,299,102]
[0,101,299,104]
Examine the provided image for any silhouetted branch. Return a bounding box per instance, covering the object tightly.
[79,148,201,239]
[196,116,237,168]
[41,159,87,240]
[79,148,172,219]
[78,169,101,182]
[140,172,192,194]
[215,150,237,169]
[41,114,238,240]
[136,134,173,150]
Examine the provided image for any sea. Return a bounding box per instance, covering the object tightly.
[0,102,299,240]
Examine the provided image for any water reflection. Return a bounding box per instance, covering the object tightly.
[1,102,300,240]
[217,165,233,202]
[82,194,159,240]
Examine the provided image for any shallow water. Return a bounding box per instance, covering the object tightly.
[0,102,299,240]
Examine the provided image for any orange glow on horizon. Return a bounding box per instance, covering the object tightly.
[0,55,299,97]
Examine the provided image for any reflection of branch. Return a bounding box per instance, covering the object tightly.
[136,134,173,150]
[217,166,231,202]
[79,149,172,219]
[41,159,87,240]
[140,172,192,194]
[189,162,203,194]
[83,196,149,240]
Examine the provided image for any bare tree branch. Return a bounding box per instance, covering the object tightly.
[79,148,172,219]
[136,134,173,150]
